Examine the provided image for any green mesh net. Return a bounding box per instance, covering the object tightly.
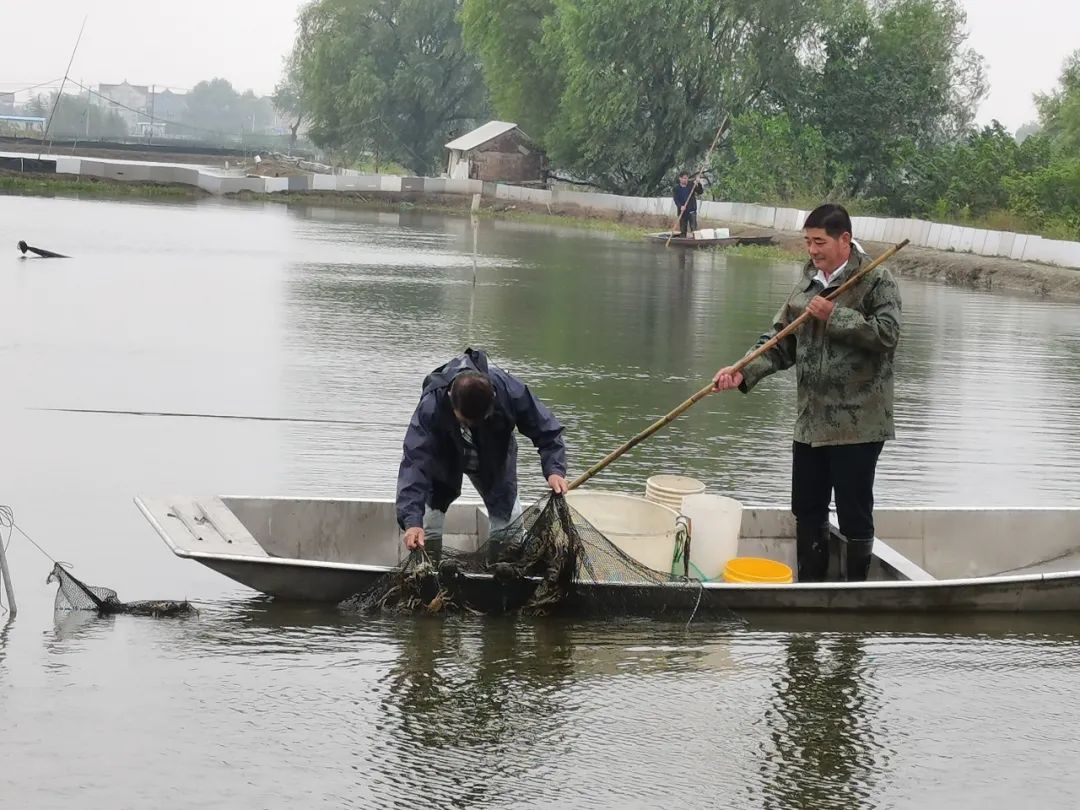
[339,493,731,622]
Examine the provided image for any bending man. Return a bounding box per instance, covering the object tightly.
[396,348,569,560]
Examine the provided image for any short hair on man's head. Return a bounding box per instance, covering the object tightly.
[679,171,689,178]
[450,372,494,421]
[803,203,852,239]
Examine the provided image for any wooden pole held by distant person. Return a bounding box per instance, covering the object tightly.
[666,113,730,247]
[568,238,911,491]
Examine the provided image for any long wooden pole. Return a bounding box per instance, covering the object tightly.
[568,238,910,491]
[665,114,730,247]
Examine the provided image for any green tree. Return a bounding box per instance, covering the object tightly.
[180,78,245,137]
[28,92,128,139]
[460,0,561,143]
[809,0,986,207]
[288,0,488,176]
[711,112,830,204]
[551,0,823,195]
[1035,50,1080,154]
[272,55,307,150]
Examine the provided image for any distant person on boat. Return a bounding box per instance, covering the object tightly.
[672,172,703,237]
[711,203,902,583]
[396,348,569,561]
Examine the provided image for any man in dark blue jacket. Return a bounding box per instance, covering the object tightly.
[673,171,703,237]
[395,348,569,559]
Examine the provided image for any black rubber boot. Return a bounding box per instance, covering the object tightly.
[796,522,831,582]
[844,537,874,582]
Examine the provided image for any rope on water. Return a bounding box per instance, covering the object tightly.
[0,504,59,564]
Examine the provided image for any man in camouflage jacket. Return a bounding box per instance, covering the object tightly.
[712,204,902,582]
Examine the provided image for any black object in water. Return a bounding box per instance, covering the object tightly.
[47,563,197,618]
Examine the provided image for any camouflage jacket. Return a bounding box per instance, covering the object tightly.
[739,247,902,446]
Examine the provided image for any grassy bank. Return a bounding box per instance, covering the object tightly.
[0,173,205,200]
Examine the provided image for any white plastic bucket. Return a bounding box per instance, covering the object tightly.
[645,474,706,512]
[565,490,681,575]
[679,493,743,580]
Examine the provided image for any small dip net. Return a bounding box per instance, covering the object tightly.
[47,563,198,618]
[339,493,721,620]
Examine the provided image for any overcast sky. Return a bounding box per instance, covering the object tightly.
[1,0,1076,131]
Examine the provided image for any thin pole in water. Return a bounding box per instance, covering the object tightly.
[0,533,16,618]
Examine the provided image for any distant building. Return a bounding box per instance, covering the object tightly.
[0,93,14,115]
[95,81,150,128]
[149,88,187,126]
[444,121,547,185]
[0,115,46,134]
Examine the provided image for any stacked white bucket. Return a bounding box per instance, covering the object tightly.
[645,475,743,580]
[566,476,743,580]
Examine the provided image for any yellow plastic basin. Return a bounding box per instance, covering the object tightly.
[722,557,793,584]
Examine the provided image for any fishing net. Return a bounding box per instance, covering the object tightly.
[47,563,198,618]
[339,493,726,621]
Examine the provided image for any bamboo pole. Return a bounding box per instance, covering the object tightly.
[568,238,910,491]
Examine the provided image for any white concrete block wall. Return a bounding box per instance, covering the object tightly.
[698,200,723,220]
[982,232,1002,257]
[197,174,222,194]
[443,179,472,195]
[958,228,976,253]
[773,208,799,232]
[851,216,872,237]
[380,175,402,192]
[1035,239,1080,268]
[925,223,943,248]
[312,174,337,191]
[914,220,932,247]
[264,177,290,193]
[996,233,1015,258]
[1010,234,1028,260]
[54,156,81,174]
[714,201,736,221]
[1021,235,1044,262]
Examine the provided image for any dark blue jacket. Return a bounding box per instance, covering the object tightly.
[395,348,567,530]
[673,181,703,214]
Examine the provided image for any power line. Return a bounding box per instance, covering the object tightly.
[0,78,64,96]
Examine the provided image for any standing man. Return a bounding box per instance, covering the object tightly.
[711,204,902,582]
[396,348,569,561]
[672,171,703,237]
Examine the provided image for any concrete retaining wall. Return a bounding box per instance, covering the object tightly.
[8,150,1078,269]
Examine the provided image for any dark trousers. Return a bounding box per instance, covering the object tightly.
[678,209,698,236]
[792,441,884,581]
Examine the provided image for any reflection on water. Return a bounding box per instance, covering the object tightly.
[760,634,883,809]
[3,193,1080,807]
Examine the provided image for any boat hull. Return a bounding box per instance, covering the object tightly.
[188,553,1080,614]
[136,496,1080,614]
